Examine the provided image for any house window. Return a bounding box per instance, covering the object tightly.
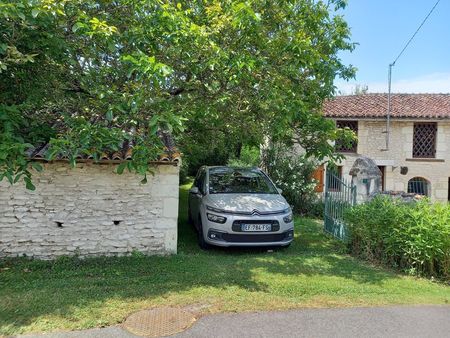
[407,177,430,196]
[336,120,358,153]
[413,123,437,158]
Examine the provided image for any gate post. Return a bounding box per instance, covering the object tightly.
[349,157,382,204]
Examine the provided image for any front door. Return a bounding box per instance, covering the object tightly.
[378,166,385,191]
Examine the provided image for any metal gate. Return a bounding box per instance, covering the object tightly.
[323,170,356,240]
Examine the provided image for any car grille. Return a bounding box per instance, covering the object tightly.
[221,232,290,243]
[232,220,280,232]
[207,206,290,216]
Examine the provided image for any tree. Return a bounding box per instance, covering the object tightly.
[352,84,369,95]
[0,0,356,188]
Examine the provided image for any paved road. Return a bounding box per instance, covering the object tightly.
[20,305,450,338]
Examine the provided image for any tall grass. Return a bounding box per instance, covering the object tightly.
[345,197,450,280]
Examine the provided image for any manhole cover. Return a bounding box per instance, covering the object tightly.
[123,307,196,337]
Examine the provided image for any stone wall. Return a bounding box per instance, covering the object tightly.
[0,162,179,259]
[335,120,450,202]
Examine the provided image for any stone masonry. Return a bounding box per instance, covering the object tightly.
[0,162,179,259]
[349,156,382,204]
[336,120,450,202]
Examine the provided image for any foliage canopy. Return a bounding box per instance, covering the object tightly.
[1,0,355,187]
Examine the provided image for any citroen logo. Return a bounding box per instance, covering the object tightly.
[251,209,260,216]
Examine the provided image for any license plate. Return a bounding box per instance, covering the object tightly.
[241,223,272,232]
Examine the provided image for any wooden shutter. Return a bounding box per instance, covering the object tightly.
[312,165,324,192]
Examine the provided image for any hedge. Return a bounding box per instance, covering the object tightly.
[345,196,450,280]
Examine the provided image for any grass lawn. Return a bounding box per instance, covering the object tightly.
[1,183,449,336]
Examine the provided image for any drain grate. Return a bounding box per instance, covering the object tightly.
[123,307,196,337]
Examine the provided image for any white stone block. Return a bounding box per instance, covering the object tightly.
[163,198,179,218]
[0,163,179,259]
[164,227,177,254]
[434,189,448,200]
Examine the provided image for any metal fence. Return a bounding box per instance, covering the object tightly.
[323,171,356,240]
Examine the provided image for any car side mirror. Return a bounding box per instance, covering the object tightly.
[189,186,200,195]
[277,187,283,194]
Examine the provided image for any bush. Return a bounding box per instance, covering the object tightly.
[262,144,322,216]
[307,199,325,218]
[345,196,450,280]
[178,161,191,185]
[227,146,260,167]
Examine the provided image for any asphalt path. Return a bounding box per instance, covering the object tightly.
[19,305,450,338]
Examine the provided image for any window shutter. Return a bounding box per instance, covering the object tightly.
[313,165,324,192]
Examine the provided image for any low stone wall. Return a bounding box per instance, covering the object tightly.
[0,162,179,259]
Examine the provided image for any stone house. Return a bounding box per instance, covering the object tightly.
[0,137,181,259]
[314,93,450,202]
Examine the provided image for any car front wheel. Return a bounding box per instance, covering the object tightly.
[197,215,210,250]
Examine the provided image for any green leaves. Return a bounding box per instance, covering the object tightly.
[24,176,36,191]
[31,9,40,18]
[0,104,41,190]
[71,22,85,33]
[1,0,355,187]
[116,162,127,175]
[47,116,129,163]
[87,17,118,37]
[30,162,43,172]
[345,197,450,280]
[121,52,173,83]
[262,144,319,215]
[105,110,113,122]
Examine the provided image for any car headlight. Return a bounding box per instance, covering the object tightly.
[283,212,293,223]
[206,205,226,213]
[207,213,227,224]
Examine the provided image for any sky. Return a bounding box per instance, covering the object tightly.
[335,0,450,94]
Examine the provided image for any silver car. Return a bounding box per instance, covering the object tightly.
[188,166,294,249]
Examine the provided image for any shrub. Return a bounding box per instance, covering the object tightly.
[178,160,191,185]
[262,144,322,216]
[345,196,450,280]
[227,146,261,167]
[306,199,325,218]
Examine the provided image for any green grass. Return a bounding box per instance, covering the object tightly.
[0,183,449,336]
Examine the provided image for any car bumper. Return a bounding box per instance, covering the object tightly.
[201,212,294,247]
[206,228,294,247]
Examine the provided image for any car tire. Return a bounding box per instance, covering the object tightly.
[197,216,210,250]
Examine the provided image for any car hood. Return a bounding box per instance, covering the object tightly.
[204,193,290,214]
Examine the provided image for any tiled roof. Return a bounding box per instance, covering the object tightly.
[26,130,180,164]
[323,93,450,119]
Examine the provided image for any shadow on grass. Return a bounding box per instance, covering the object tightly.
[0,185,411,334]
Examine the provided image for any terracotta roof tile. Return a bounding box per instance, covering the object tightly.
[323,93,450,119]
[26,131,180,164]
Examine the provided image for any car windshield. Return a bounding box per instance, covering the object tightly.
[208,167,278,194]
